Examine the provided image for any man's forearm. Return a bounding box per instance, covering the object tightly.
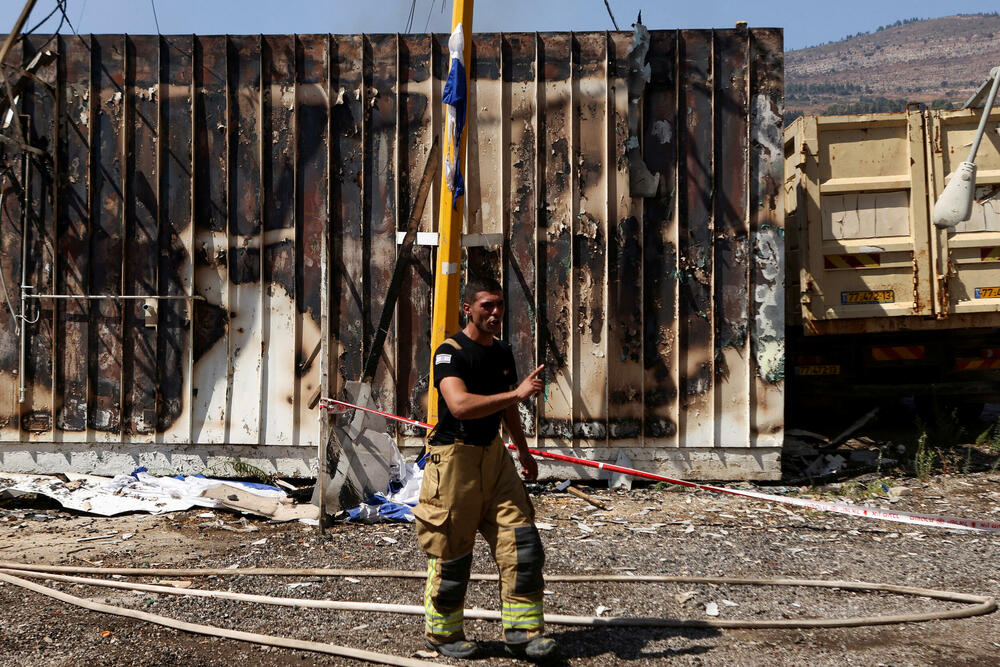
[446,388,523,420]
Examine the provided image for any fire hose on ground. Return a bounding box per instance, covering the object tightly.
[0,562,995,665]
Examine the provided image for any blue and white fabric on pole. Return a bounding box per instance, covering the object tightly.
[442,23,466,207]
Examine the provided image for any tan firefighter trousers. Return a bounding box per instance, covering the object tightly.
[412,436,545,642]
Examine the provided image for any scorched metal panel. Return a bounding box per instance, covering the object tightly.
[0,29,784,479]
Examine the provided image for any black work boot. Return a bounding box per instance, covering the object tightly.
[504,630,559,662]
[425,637,480,659]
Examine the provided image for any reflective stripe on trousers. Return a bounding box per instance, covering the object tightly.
[424,556,465,637]
[501,600,545,629]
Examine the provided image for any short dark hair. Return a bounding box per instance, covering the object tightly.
[463,276,503,304]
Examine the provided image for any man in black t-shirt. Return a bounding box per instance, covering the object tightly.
[413,277,557,661]
[429,328,519,446]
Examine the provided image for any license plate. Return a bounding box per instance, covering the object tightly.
[841,290,894,305]
[795,365,841,376]
[974,286,1000,299]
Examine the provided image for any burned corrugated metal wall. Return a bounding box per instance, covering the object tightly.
[0,29,784,479]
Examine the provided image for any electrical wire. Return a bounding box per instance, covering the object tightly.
[74,0,87,34]
[54,0,79,35]
[24,0,73,52]
[16,0,68,53]
[149,0,161,34]
[422,0,435,33]
[21,2,62,37]
[404,0,417,34]
[603,0,620,31]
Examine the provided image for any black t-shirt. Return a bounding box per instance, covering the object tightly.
[430,330,518,446]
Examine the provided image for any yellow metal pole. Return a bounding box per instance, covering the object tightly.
[428,0,473,424]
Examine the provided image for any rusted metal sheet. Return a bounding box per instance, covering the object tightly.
[159,35,194,442]
[56,36,91,438]
[125,35,159,440]
[90,35,125,439]
[0,37,23,444]
[329,35,364,398]
[537,33,573,443]
[641,30,678,444]
[502,32,538,442]
[678,31,714,447]
[396,35,434,435]
[605,32,640,444]
[0,30,783,479]
[466,33,503,288]
[366,34,399,424]
[572,33,608,443]
[749,29,785,448]
[228,35,263,445]
[22,35,57,441]
[192,35,230,443]
[261,35,296,446]
[295,34,326,444]
[714,29,751,447]
[604,33,643,446]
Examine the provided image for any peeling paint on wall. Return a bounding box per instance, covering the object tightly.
[753,93,783,211]
[752,207,785,382]
[626,21,660,198]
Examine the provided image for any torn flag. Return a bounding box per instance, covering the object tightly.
[442,22,466,207]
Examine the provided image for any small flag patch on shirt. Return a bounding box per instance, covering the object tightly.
[435,353,452,365]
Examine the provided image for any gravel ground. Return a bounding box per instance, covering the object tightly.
[1,471,999,666]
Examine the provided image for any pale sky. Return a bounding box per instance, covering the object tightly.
[2,0,999,50]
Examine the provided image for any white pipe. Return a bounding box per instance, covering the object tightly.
[0,571,435,667]
[2,565,994,631]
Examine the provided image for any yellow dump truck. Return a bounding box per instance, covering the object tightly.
[784,106,1000,420]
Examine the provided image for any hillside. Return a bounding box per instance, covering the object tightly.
[786,13,1000,119]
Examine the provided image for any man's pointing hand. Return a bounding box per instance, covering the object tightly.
[515,364,545,401]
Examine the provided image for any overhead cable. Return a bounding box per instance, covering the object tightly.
[54,0,78,36]
[422,0,434,33]
[603,0,620,31]
[149,0,160,34]
[21,2,61,36]
[74,0,87,34]
[404,0,416,33]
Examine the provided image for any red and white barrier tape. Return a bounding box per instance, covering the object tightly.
[318,397,1000,534]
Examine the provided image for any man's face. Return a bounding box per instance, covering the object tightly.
[463,290,505,335]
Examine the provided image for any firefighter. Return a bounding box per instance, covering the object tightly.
[413,276,558,661]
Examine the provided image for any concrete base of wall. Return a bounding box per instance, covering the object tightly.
[499,446,783,482]
[0,443,318,478]
[0,442,782,482]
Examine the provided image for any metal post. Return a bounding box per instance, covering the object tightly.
[2,0,41,409]
[317,38,332,531]
[18,125,30,405]
[428,0,473,424]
